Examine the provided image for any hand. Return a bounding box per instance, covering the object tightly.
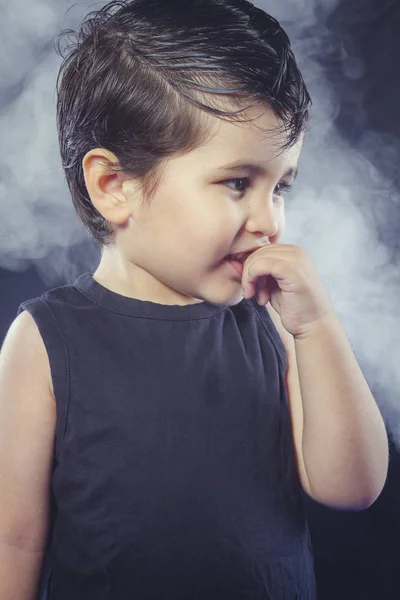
[241,244,335,338]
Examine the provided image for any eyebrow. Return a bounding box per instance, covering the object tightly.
[215,160,298,181]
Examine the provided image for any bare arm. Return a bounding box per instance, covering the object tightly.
[294,311,389,510]
[0,311,56,599]
[0,541,48,600]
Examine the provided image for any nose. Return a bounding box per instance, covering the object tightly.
[247,202,281,239]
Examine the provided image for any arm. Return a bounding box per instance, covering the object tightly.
[0,542,47,600]
[293,311,389,510]
[0,311,56,599]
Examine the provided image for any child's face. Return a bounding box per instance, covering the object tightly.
[95,105,304,306]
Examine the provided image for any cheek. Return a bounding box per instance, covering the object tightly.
[192,206,233,244]
[163,197,237,256]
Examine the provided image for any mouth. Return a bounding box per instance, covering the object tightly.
[225,250,255,264]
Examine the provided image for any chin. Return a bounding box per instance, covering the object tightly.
[211,290,245,308]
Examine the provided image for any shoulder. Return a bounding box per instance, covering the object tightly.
[2,310,55,401]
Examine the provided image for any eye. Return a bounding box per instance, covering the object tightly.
[223,177,252,194]
[274,182,293,197]
[223,178,294,198]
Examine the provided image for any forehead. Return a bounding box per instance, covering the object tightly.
[191,103,304,170]
[211,104,302,151]
[160,102,304,184]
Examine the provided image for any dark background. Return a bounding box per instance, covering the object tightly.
[1,0,399,598]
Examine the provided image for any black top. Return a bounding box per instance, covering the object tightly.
[18,273,316,600]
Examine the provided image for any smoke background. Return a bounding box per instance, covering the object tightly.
[1,0,399,597]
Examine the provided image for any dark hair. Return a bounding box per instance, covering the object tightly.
[55,0,312,246]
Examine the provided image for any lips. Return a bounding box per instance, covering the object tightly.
[227,253,250,265]
[226,248,258,264]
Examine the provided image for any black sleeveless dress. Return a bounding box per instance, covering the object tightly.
[18,273,316,599]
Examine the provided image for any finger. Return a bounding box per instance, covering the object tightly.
[255,278,263,304]
[259,288,270,306]
[246,282,255,299]
[256,276,269,306]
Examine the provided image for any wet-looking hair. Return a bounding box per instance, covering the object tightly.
[55,0,312,246]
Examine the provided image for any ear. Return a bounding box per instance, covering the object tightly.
[82,149,133,226]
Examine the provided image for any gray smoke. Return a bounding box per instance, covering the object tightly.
[0,1,399,446]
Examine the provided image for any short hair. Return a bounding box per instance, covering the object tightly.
[55,0,312,246]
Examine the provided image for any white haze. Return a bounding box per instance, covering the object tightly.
[0,1,399,446]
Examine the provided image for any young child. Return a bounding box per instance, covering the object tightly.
[0,1,388,599]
